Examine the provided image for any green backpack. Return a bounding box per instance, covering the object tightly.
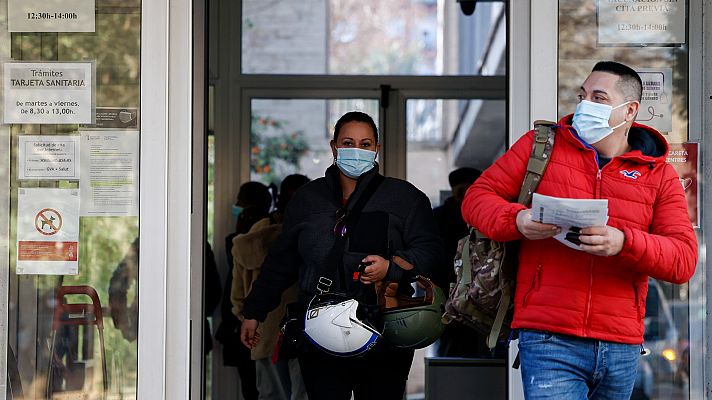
[442,120,556,350]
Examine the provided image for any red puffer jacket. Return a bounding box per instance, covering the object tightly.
[462,115,697,344]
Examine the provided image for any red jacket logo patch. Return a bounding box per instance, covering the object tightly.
[620,170,641,179]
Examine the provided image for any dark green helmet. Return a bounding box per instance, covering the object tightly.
[380,276,446,349]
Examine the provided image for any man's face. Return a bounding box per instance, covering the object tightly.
[578,71,625,107]
[577,71,630,127]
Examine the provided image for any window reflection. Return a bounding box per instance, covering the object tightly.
[5,2,141,399]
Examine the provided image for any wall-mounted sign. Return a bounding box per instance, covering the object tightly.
[667,142,698,227]
[3,62,94,125]
[598,0,686,46]
[635,67,673,133]
[8,0,95,33]
[80,107,138,130]
[80,131,139,216]
[16,188,80,275]
[18,135,80,180]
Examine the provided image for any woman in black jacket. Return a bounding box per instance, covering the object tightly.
[240,111,444,400]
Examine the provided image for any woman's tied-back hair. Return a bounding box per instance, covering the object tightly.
[333,111,379,143]
[592,61,643,102]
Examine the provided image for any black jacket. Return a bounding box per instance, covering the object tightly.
[242,164,444,321]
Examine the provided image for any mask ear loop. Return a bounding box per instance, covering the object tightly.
[610,101,632,131]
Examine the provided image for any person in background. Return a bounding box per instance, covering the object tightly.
[239,111,444,400]
[462,61,697,399]
[215,182,273,400]
[231,174,310,400]
[431,167,490,358]
[431,167,481,291]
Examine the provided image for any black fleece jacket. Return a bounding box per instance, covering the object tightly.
[242,164,444,321]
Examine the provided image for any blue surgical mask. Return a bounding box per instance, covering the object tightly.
[572,100,630,144]
[335,148,377,179]
[231,205,243,220]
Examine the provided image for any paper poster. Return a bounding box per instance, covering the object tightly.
[635,68,673,133]
[667,143,698,227]
[16,188,80,275]
[3,62,94,124]
[80,107,138,130]
[598,0,686,46]
[18,135,80,180]
[8,0,96,33]
[80,131,139,216]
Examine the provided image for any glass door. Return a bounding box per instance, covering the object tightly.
[2,1,143,399]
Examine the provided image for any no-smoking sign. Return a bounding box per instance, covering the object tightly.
[35,208,63,235]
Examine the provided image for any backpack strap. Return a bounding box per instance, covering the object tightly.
[517,120,556,205]
[486,120,555,350]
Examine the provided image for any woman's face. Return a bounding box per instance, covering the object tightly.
[330,121,380,158]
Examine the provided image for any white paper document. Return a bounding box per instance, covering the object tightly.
[531,193,609,250]
[18,135,80,180]
[80,131,139,216]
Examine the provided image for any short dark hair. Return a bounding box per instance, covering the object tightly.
[236,181,272,214]
[448,167,481,188]
[591,61,642,102]
[333,111,379,143]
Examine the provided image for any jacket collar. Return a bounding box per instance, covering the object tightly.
[557,114,670,165]
[325,163,381,207]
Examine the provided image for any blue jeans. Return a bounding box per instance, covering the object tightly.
[518,330,640,400]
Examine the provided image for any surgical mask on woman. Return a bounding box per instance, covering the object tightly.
[335,148,377,179]
[231,204,243,225]
[572,100,630,144]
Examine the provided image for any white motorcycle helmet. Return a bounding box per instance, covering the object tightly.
[304,293,381,357]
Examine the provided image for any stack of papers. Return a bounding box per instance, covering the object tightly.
[530,193,609,250]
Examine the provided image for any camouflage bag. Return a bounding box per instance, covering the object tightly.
[442,120,555,349]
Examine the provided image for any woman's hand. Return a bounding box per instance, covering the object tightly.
[240,319,260,349]
[359,255,389,284]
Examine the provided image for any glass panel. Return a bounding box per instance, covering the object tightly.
[405,98,506,398]
[558,2,692,399]
[242,0,506,76]
[3,1,142,399]
[249,99,379,185]
[406,99,506,207]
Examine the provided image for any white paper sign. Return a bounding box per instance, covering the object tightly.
[635,68,673,133]
[598,0,686,45]
[18,135,80,180]
[80,131,139,216]
[17,188,80,275]
[3,62,94,124]
[8,0,96,33]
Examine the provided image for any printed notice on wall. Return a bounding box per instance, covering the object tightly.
[3,62,94,125]
[16,188,80,275]
[635,68,673,134]
[667,143,699,227]
[18,135,80,180]
[80,131,139,216]
[598,0,686,46]
[8,0,96,33]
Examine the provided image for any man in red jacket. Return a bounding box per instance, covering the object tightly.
[462,61,697,399]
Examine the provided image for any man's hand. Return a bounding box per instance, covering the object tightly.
[578,226,625,256]
[240,319,260,349]
[359,255,389,284]
[516,209,561,240]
